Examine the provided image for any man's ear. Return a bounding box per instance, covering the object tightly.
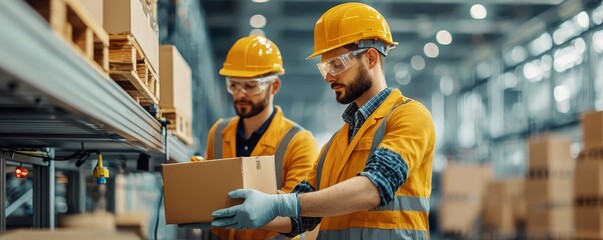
[365,48,380,70]
[271,78,281,94]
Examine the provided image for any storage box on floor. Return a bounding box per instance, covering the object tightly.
[575,111,603,239]
[159,45,193,145]
[483,178,526,237]
[162,156,277,224]
[525,134,574,239]
[439,164,492,236]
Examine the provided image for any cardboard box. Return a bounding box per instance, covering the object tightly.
[0,229,139,240]
[575,206,603,239]
[526,206,573,239]
[115,210,149,239]
[104,0,159,74]
[60,211,116,232]
[528,133,572,168]
[484,203,515,234]
[162,156,277,224]
[575,160,603,196]
[439,200,482,236]
[525,176,573,206]
[79,0,103,28]
[582,111,603,149]
[159,45,192,119]
[441,164,492,197]
[483,178,526,234]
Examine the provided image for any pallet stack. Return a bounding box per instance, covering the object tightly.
[525,134,574,239]
[104,0,160,109]
[159,45,193,145]
[483,178,526,239]
[440,164,492,238]
[575,111,603,239]
[25,0,109,76]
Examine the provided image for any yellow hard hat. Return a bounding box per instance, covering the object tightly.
[307,2,398,59]
[220,36,285,78]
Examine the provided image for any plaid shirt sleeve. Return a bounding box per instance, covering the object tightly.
[358,147,409,206]
[280,180,322,238]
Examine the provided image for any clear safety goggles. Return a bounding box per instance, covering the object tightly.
[225,75,277,95]
[316,48,367,79]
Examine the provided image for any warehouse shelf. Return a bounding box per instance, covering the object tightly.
[0,0,193,163]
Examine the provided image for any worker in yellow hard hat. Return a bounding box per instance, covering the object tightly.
[211,3,435,239]
[205,35,318,240]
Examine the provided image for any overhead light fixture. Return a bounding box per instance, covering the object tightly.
[470,4,487,20]
[249,14,267,28]
[436,30,452,45]
[423,42,439,58]
[410,55,425,70]
[251,0,269,3]
[249,29,265,36]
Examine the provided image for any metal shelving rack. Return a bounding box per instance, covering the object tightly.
[0,0,194,231]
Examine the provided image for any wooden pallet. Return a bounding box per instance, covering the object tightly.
[108,34,160,106]
[162,108,192,145]
[25,0,109,76]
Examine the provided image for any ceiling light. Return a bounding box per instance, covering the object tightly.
[249,14,267,28]
[249,29,265,36]
[436,30,452,45]
[470,4,487,20]
[251,0,269,3]
[423,42,439,58]
[410,55,425,70]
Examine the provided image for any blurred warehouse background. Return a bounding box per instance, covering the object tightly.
[1,0,603,239]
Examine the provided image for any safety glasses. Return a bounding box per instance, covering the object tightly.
[316,48,367,79]
[225,75,277,95]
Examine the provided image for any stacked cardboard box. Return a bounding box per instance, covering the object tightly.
[159,45,193,145]
[483,178,525,237]
[439,164,492,237]
[525,134,574,239]
[575,111,603,239]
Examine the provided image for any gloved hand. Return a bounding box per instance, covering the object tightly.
[211,189,299,230]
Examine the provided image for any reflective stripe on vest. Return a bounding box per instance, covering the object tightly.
[213,119,302,189]
[371,195,430,212]
[213,118,231,159]
[317,228,427,240]
[315,130,339,190]
[274,125,302,188]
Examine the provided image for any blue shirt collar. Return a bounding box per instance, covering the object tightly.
[342,88,392,125]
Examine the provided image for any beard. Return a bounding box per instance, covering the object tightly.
[332,62,373,104]
[233,91,270,118]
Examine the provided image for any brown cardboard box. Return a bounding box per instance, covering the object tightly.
[528,133,572,168]
[526,206,573,239]
[525,176,573,206]
[115,210,149,239]
[162,156,277,224]
[104,0,159,74]
[575,206,603,239]
[582,111,603,149]
[440,200,482,235]
[441,164,492,197]
[60,211,116,232]
[483,178,525,234]
[575,160,603,196]
[80,0,103,28]
[484,203,514,234]
[159,45,192,119]
[0,229,139,240]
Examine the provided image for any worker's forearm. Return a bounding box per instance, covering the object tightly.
[299,176,380,217]
[259,216,292,233]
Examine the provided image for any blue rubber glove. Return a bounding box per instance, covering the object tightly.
[211,189,299,230]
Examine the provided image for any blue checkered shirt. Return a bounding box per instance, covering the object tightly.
[282,88,409,237]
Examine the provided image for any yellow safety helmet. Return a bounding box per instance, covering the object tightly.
[220,35,285,78]
[307,2,398,59]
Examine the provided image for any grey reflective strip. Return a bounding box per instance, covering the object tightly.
[317,228,427,240]
[315,130,339,190]
[213,119,231,159]
[370,98,412,154]
[274,125,302,188]
[371,195,430,212]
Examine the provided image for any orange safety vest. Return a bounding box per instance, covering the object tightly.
[206,106,318,240]
[308,89,435,240]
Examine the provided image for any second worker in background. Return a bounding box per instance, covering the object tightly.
[205,35,318,240]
